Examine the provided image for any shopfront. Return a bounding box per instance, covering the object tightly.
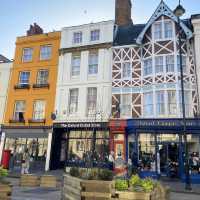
[111,119,200,183]
[51,122,110,170]
[0,126,52,172]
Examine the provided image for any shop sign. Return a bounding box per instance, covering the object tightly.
[129,119,200,128]
[54,122,108,129]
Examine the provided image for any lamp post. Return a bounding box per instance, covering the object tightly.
[174,0,192,191]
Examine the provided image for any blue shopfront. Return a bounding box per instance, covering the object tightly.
[125,119,200,184]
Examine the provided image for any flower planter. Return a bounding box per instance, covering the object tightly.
[20,174,40,187]
[40,175,57,188]
[0,183,12,200]
[62,174,82,200]
[81,179,115,200]
[115,185,170,200]
[62,174,114,200]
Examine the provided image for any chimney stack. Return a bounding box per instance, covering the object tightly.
[115,0,132,26]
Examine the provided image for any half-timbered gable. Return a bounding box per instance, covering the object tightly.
[112,1,199,119]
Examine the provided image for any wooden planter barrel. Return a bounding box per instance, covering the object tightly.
[20,174,40,187]
[40,175,57,188]
[0,183,12,200]
[81,179,115,200]
[62,174,82,200]
[115,185,170,200]
[62,174,114,200]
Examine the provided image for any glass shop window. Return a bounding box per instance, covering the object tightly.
[138,134,156,172]
[67,131,110,166]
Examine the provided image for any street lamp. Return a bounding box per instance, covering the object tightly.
[174,0,192,191]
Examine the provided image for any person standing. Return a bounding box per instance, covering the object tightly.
[21,149,30,174]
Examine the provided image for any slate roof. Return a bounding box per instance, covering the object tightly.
[113,18,193,47]
[0,54,11,63]
[113,23,145,46]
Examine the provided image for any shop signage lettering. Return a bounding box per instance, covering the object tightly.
[131,119,200,127]
[55,122,107,129]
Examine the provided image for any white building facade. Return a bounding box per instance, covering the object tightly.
[50,21,114,170]
[0,56,12,162]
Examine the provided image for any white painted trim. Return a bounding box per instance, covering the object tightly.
[0,132,6,164]
[136,1,193,44]
[45,132,53,172]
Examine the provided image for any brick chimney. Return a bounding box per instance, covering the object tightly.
[27,23,43,36]
[115,0,132,26]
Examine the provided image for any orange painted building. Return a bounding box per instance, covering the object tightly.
[1,24,61,171]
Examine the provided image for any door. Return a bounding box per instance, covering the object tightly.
[159,142,179,178]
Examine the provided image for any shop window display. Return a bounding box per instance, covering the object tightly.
[138,134,156,172]
[4,138,48,171]
[66,130,110,168]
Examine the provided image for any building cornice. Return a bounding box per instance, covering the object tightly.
[59,42,112,55]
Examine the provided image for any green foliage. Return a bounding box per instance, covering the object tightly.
[141,178,155,192]
[98,169,114,181]
[129,175,141,187]
[69,167,80,177]
[0,166,8,177]
[115,179,129,191]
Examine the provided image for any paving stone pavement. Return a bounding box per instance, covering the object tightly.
[11,186,61,200]
[171,192,200,200]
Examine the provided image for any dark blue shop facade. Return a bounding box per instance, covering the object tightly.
[110,118,200,183]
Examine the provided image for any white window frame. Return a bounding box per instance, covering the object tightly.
[88,52,98,75]
[153,22,162,40]
[120,94,132,118]
[13,101,26,120]
[122,62,132,79]
[33,100,46,120]
[69,89,79,114]
[143,58,152,77]
[143,92,153,117]
[156,91,165,116]
[37,69,49,85]
[166,55,175,73]
[71,55,81,77]
[19,71,30,85]
[167,90,177,116]
[164,21,173,39]
[90,29,100,41]
[73,32,82,44]
[87,87,97,116]
[40,45,52,60]
[155,56,164,74]
[22,48,33,62]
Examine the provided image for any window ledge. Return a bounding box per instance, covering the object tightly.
[28,119,46,124]
[33,83,49,89]
[14,84,30,90]
[9,119,25,123]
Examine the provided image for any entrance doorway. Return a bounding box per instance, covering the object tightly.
[159,142,179,178]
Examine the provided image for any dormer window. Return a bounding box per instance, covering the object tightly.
[154,22,162,40]
[164,21,173,38]
[153,20,173,40]
[73,32,82,44]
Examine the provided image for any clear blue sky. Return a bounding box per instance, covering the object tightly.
[1,0,200,59]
